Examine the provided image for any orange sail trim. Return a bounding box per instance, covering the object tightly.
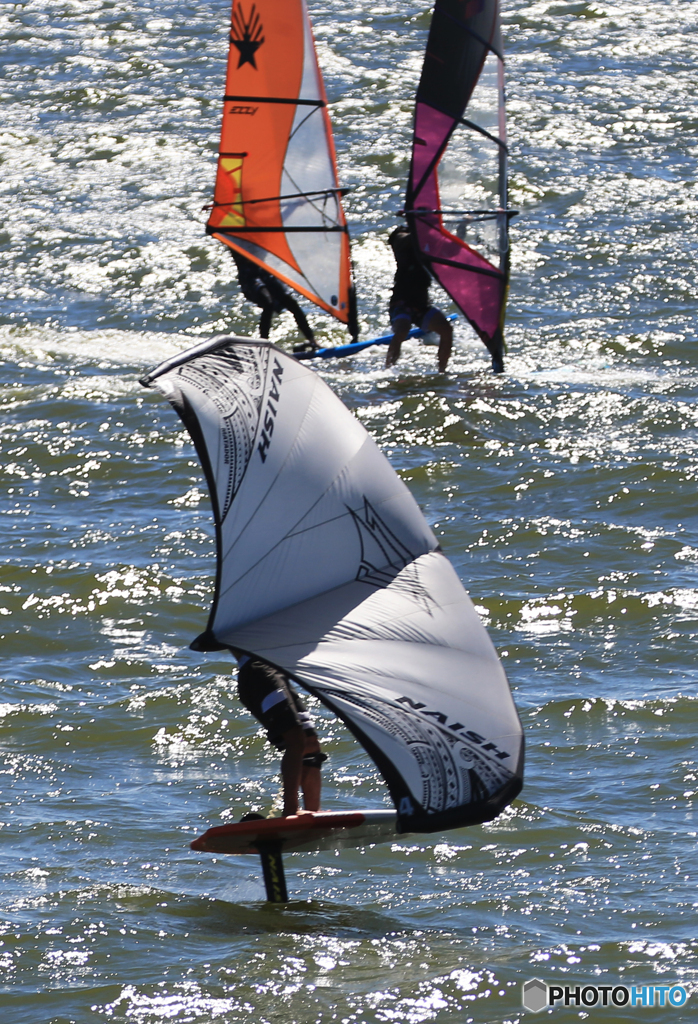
[207,0,357,338]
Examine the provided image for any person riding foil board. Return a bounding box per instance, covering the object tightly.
[233,650,327,817]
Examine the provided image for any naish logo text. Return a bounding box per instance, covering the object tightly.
[231,3,264,70]
[397,696,511,761]
[257,358,284,463]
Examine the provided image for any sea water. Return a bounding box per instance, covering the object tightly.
[1,1,697,1021]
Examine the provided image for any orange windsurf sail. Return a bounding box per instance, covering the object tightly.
[207,0,358,340]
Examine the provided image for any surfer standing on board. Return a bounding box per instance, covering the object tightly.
[385,225,453,372]
[233,652,327,817]
[231,251,317,350]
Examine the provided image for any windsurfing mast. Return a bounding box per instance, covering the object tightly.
[405,0,516,370]
[206,0,358,341]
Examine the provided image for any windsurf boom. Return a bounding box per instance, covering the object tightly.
[407,0,515,366]
[141,338,523,833]
[294,314,458,362]
[206,0,357,340]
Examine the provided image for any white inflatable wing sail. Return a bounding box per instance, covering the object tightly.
[141,338,523,832]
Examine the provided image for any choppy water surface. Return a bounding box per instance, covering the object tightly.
[2,1,697,1021]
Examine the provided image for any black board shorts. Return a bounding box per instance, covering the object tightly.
[389,300,440,332]
[237,657,316,750]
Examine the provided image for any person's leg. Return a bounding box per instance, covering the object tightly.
[386,316,411,367]
[279,725,306,816]
[259,308,272,339]
[283,295,315,345]
[423,308,453,371]
[300,734,322,811]
[237,659,302,814]
[278,728,324,815]
[256,287,274,339]
[238,659,324,816]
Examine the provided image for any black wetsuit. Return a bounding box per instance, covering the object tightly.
[388,226,433,326]
[231,251,314,343]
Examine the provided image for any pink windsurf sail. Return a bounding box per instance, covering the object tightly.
[407,0,514,366]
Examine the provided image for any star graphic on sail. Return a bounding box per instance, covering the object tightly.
[231,3,265,70]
